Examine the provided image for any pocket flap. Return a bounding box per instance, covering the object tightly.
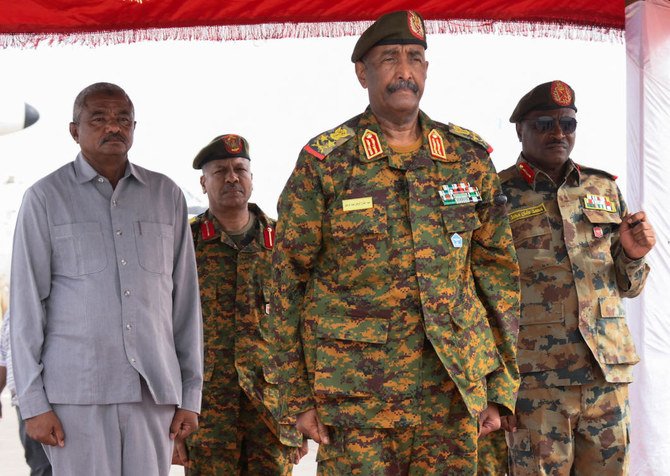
[598,296,625,318]
[442,206,481,232]
[583,208,621,225]
[317,315,389,344]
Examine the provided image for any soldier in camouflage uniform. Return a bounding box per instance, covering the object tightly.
[499,81,657,475]
[265,10,520,475]
[176,135,305,475]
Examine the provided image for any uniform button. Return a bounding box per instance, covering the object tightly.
[126,324,132,330]
[112,200,118,206]
[97,177,104,183]
[116,230,122,236]
[130,358,136,364]
[121,259,127,265]
[124,290,131,297]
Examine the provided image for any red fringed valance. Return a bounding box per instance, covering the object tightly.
[0,0,625,47]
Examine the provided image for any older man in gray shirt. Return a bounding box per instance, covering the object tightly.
[10,82,203,476]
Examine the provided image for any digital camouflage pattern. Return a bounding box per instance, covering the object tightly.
[316,344,479,475]
[186,204,301,474]
[499,157,649,386]
[186,392,295,475]
[266,107,520,431]
[507,374,630,475]
[477,429,508,476]
[499,156,649,475]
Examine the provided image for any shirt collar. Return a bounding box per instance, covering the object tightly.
[73,153,146,186]
[516,154,580,189]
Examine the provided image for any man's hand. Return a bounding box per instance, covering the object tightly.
[620,212,656,260]
[478,402,501,437]
[296,408,329,444]
[169,409,198,440]
[500,414,518,433]
[25,411,65,446]
[293,437,310,464]
[171,437,189,467]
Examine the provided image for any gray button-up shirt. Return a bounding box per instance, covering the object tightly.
[10,154,203,419]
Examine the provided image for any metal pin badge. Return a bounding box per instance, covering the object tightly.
[451,233,463,248]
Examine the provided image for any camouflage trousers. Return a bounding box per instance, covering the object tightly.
[506,374,630,476]
[477,429,508,476]
[186,393,294,476]
[316,342,478,475]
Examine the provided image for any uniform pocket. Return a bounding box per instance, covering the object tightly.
[52,222,107,276]
[595,297,640,364]
[583,209,621,262]
[520,300,564,326]
[314,315,389,397]
[506,428,539,475]
[329,205,389,287]
[134,221,174,274]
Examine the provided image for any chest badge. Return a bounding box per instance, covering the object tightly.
[584,194,617,213]
[593,227,604,238]
[451,233,463,248]
[439,183,481,205]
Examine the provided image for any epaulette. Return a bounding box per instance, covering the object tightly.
[574,163,618,181]
[448,123,493,154]
[303,125,355,160]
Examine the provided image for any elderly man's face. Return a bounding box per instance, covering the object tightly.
[517,108,576,174]
[355,44,428,120]
[201,157,253,213]
[69,91,135,168]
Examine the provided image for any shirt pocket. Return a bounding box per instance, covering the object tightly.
[595,296,640,365]
[583,209,621,263]
[510,208,554,272]
[329,205,389,287]
[314,315,390,397]
[52,222,107,276]
[134,221,174,275]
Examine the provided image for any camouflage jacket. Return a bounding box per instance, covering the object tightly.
[266,107,520,427]
[499,156,649,385]
[188,204,300,448]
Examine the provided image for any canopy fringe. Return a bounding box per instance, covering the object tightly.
[0,19,623,49]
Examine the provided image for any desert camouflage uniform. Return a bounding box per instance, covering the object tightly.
[266,107,520,474]
[477,429,508,476]
[499,156,650,476]
[186,205,301,475]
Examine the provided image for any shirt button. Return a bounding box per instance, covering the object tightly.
[124,290,131,297]
[130,358,136,364]
[97,177,104,183]
[112,200,118,206]
[126,324,132,330]
[116,230,122,236]
[120,259,127,266]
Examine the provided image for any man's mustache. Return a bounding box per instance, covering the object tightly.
[100,133,127,145]
[387,79,419,93]
[222,183,244,193]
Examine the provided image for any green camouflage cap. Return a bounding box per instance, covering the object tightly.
[192,134,250,169]
[509,80,577,123]
[351,10,427,63]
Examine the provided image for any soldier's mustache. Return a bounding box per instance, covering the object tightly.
[387,79,419,93]
[100,133,126,144]
[222,184,244,193]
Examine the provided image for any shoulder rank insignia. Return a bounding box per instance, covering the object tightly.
[362,129,384,160]
[428,129,447,159]
[304,125,354,160]
[263,226,275,249]
[201,220,216,240]
[439,183,481,205]
[448,123,493,153]
[584,194,617,213]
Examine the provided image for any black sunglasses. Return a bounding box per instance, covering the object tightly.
[527,116,578,134]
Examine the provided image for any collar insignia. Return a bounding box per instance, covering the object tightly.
[263,226,275,249]
[518,162,536,185]
[428,129,447,159]
[201,220,216,240]
[362,129,383,161]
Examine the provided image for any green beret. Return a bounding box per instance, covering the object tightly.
[351,10,427,63]
[192,134,250,169]
[509,80,578,123]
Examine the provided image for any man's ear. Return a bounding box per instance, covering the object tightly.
[200,174,207,194]
[516,123,523,142]
[69,122,79,143]
[355,61,368,89]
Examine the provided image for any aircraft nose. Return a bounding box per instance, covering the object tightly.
[24,103,39,128]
